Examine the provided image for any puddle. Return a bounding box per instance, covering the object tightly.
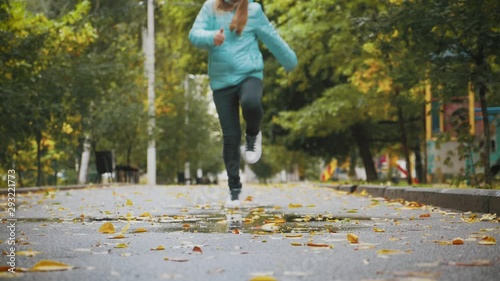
[7,206,372,234]
[152,206,371,234]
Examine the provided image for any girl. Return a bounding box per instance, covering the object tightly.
[189,0,297,207]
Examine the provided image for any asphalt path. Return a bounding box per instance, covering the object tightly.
[0,183,499,281]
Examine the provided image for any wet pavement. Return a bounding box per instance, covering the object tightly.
[0,183,499,281]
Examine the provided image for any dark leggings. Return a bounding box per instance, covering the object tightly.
[213,77,263,195]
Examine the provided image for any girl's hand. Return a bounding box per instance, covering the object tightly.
[214,28,225,46]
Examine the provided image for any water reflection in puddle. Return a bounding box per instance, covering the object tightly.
[11,206,371,235]
[153,206,370,234]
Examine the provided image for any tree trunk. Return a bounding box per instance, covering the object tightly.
[474,46,492,186]
[36,130,42,187]
[350,124,378,181]
[413,139,424,184]
[397,105,413,185]
[478,82,492,185]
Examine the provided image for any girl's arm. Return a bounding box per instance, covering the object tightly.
[189,1,218,50]
[254,5,298,71]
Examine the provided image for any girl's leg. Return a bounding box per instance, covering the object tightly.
[239,77,263,136]
[213,85,242,199]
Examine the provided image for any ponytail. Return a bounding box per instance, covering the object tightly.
[215,0,248,35]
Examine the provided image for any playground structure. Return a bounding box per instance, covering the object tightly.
[425,83,500,183]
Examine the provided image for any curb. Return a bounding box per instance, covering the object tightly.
[0,184,116,195]
[318,183,499,215]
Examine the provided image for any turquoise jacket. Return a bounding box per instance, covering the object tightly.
[189,0,298,90]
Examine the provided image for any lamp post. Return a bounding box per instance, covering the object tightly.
[184,74,208,184]
[145,0,156,185]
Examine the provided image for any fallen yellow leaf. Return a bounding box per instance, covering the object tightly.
[108,234,126,239]
[133,228,148,233]
[16,250,42,257]
[126,199,133,206]
[29,260,73,272]
[139,212,152,218]
[354,245,376,250]
[377,249,402,255]
[115,243,128,248]
[121,222,130,233]
[347,233,359,244]
[98,222,115,234]
[285,234,302,238]
[151,245,165,251]
[306,242,332,248]
[249,276,277,281]
[373,227,385,233]
[434,240,452,246]
[478,236,496,245]
[288,203,303,208]
[290,242,303,246]
[449,259,493,266]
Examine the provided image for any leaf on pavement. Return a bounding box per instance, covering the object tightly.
[192,246,203,253]
[288,203,303,208]
[434,240,452,246]
[108,234,126,239]
[451,238,464,245]
[29,260,73,272]
[244,196,253,202]
[16,250,42,257]
[126,199,133,206]
[151,245,165,251]
[449,259,492,266]
[132,228,148,233]
[261,223,279,232]
[306,242,332,248]
[249,276,277,281]
[419,213,431,218]
[115,243,128,248]
[164,257,189,262]
[407,201,424,208]
[394,271,440,279]
[121,222,130,233]
[98,222,115,234]
[478,236,496,245]
[355,244,376,250]
[139,212,152,218]
[377,249,402,255]
[373,227,385,233]
[285,234,302,238]
[479,213,496,221]
[290,242,303,246]
[347,233,359,244]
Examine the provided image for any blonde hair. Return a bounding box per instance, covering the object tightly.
[215,0,248,35]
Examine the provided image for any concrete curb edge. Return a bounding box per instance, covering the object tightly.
[317,183,499,215]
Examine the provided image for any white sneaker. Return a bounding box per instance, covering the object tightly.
[225,196,241,209]
[244,131,262,164]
